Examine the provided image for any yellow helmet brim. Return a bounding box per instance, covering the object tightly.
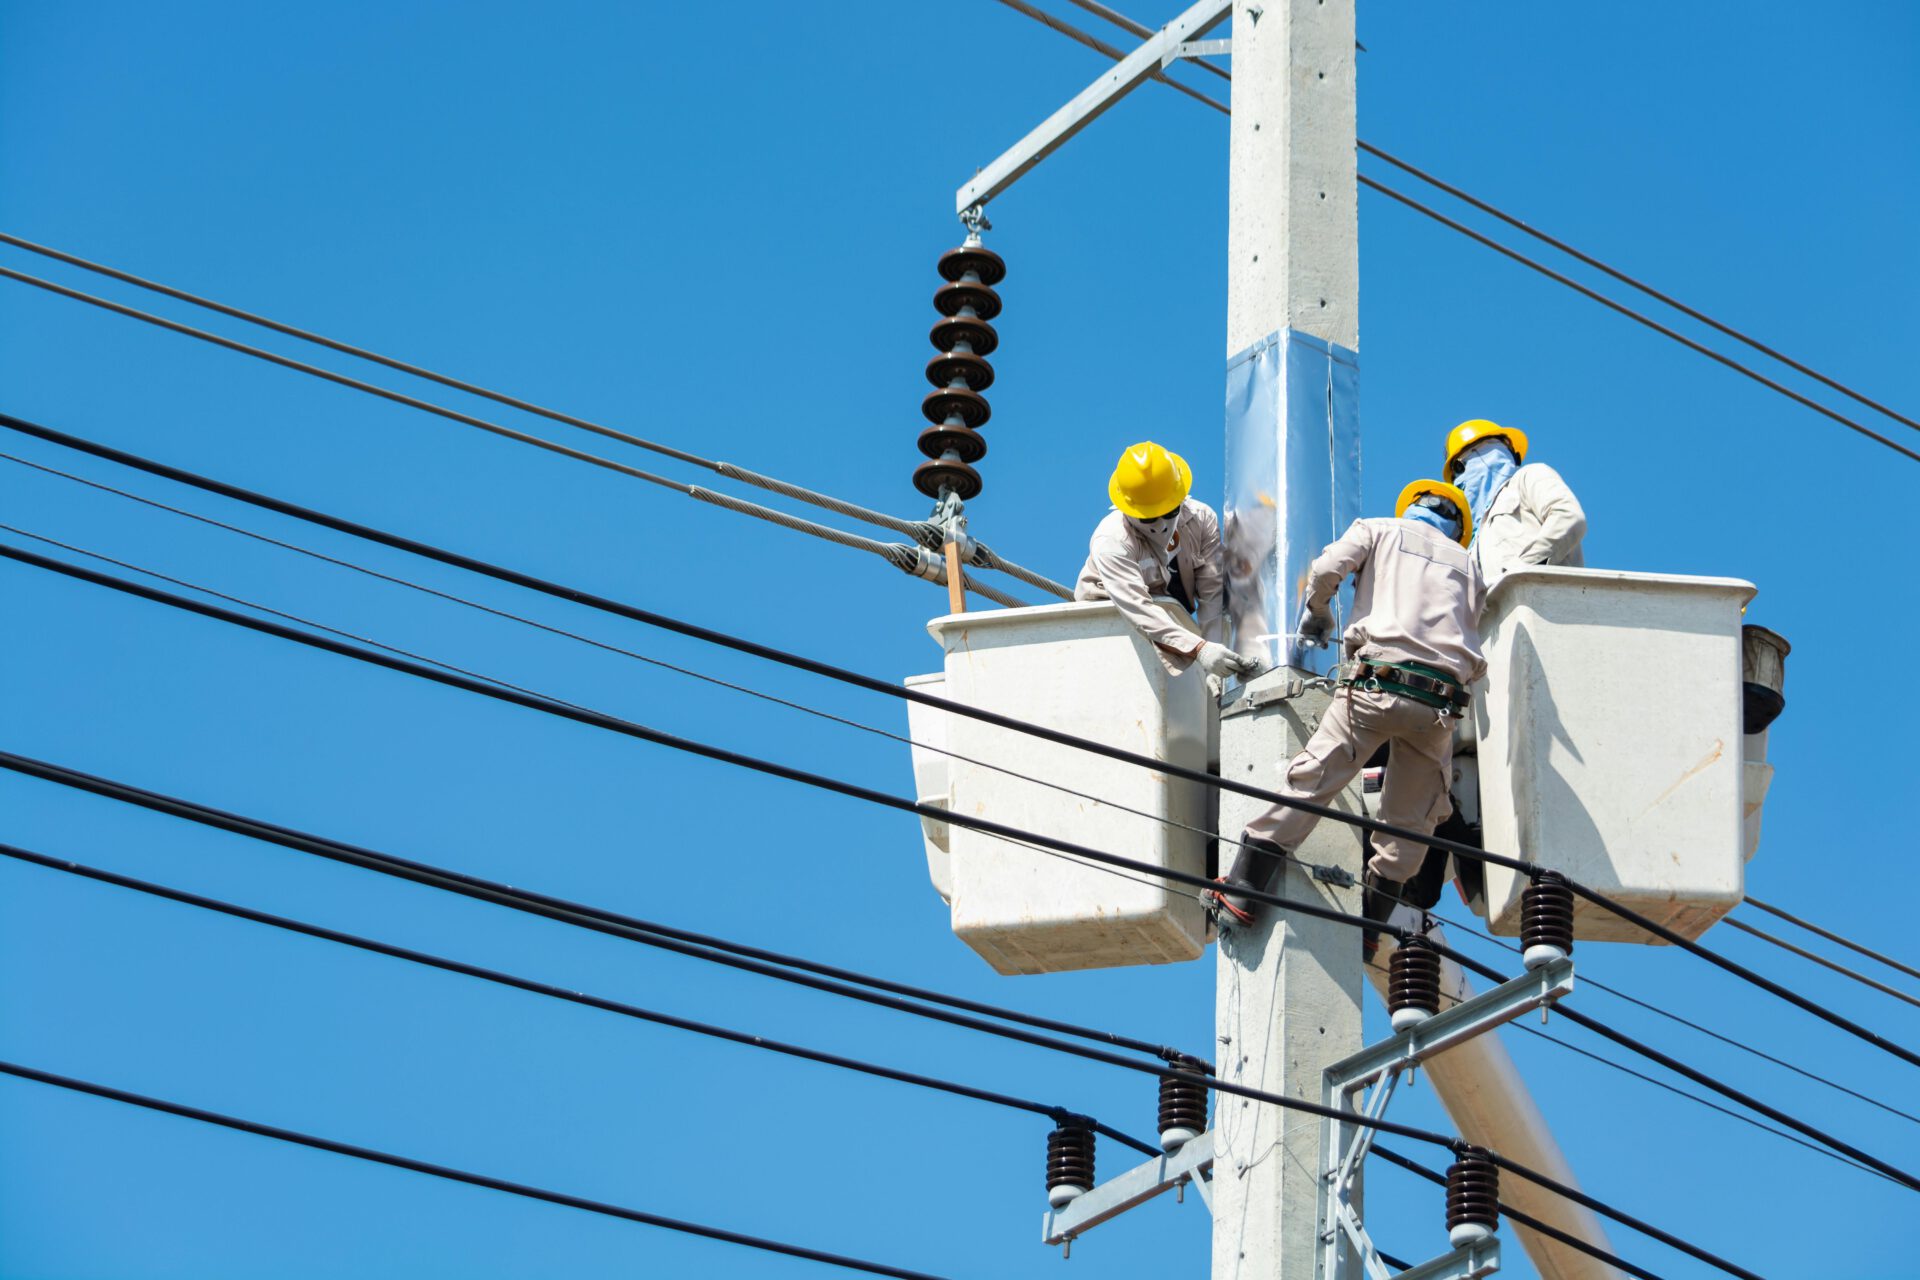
[1444,420,1529,478]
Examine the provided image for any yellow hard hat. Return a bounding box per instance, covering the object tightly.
[1108,441,1193,519]
[1396,478,1473,547]
[1443,419,1529,479]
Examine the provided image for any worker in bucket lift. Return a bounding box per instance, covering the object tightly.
[1074,441,1259,686]
[1207,479,1485,930]
[1444,419,1585,580]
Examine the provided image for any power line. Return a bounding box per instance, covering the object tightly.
[1057,0,1917,438]
[1744,894,1920,985]
[9,538,1915,1202]
[985,0,1228,111]
[984,0,1920,464]
[0,266,1030,607]
[1722,917,1920,1013]
[7,412,1917,1075]
[0,445,1273,886]
[0,1058,950,1279]
[0,229,1070,598]
[0,839,1157,1157]
[1354,177,1920,463]
[1405,896,1920,1129]
[0,749,1199,1068]
[1371,1145,1669,1280]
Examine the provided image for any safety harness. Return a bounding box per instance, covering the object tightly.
[1338,658,1471,713]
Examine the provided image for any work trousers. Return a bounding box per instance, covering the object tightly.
[1240,685,1455,882]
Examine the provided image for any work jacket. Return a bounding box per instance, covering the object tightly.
[1308,516,1488,686]
[1473,462,1586,581]
[1073,498,1225,675]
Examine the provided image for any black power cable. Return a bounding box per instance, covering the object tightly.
[6,411,1915,1077]
[1371,1145,1671,1280]
[0,839,1158,1157]
[1723,917,1920,1012]
[0,1058,949,1280]
[0,748,1200,1068]
[992,0,1920,458]
[1744,895,1920,985]
[0,548,1862,1270]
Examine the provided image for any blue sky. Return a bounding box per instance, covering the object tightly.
[1,2,1917,1276]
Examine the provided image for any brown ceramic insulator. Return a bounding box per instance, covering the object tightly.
[1445,1149,1500,1233]
[933,280,1002,321]
[929,315,999,357]
[1521,873,1576,958]
[1046,1123,1095,1197]
[1388,937,1443,1020]
[924,351,995,393]
[1156,1070,1209,1146]
[914,458,982,501]
[938,244,1007,287]
[922,386,991,429]
[918,424,987,464]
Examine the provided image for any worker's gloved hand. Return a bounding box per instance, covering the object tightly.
[1196,641,1256,680]
[1297,605,1335,647]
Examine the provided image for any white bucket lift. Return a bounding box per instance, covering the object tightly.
[1474,567,1758,944]
[906,600,1211,975]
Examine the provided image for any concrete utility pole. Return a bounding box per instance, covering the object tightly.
[1213,3,1362,1280]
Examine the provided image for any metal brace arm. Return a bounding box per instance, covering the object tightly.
[956,0,1231,214]
[1326,957,1575,1095]
[1395,1238,1502,1280]
[1041,1132,1214,1245]
[1163,37,1231,64]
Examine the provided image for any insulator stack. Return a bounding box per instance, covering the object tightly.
[1388,936,1442,1033]
[1521,872,1576,971]
[914,239,1005,502]
[1157,1065,1210,1152]
[1445,1147,1500,1248]
[1045,1120,1096,1209]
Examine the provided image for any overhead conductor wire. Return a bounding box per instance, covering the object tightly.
[0,540,1896,1272]
[0,265,1030,608]
[11,442,1909,1150]
[986,0,1920,463]
[0,232,1071,600]
[1721,917,1920,1012]
[0,1057,947,1280]
[1742,895,1920,985]
[0,839,1158,1157]
[6,412,1916,1082]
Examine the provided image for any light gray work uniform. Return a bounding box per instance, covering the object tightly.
[1073,498,1225,676]
[1242,516,1488,881]
[1473,462,1586,580]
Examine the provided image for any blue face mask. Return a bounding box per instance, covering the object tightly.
[1454,439,1519,531]
[1402,501,1461,542]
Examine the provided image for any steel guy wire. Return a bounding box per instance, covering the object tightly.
[0,230,1072,599]
[1370,1145,1670,1280]
[0,839,1159,1157]
[1742,894,1920,985]
[1721,917,1920,1013]
[0,265,1029,609]
[1365,877,1920,1127]
[0,445,1261,890]
[8,539,1916,1206]
[1364,955,1894,1187]
[990,0,1920,464]
[7,411,1915,1076]
[0,1058,950,1280]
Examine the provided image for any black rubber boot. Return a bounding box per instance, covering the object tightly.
[1361,868,1400,963]
[1208,837,1287,928]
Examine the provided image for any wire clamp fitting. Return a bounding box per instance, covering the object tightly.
[1310,862,1357,889]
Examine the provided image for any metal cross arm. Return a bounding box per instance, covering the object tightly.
[956,0,1232,215]
[1041,1131,1215,1247]
[1326,957,1576,1096]
[1394,1238,1502,1280]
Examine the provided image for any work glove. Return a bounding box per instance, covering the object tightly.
[1196,641,1256,681]
[1297,604,1335,647]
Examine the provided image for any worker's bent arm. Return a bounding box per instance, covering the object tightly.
[1082,542,1205,660]
[1304,519,1376,613]
[1516,464,1586,566]
[1189,506,1228,645]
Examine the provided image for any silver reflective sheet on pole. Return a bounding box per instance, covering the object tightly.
[1222,329,1361,676]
